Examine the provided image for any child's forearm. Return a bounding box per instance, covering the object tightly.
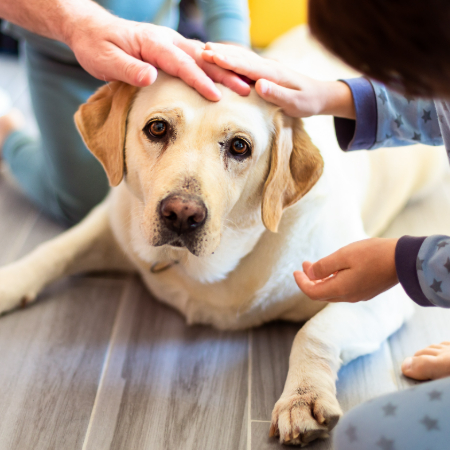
[320,81,356,119]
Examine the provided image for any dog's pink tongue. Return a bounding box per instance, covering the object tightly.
[237,74,255,85]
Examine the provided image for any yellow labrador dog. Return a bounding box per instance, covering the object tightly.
[0,70,445,446]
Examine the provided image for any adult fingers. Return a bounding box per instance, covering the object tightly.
[202,50,216,64]
[176,38,251,96]
[174,36,205,57]
[401,355,449,380]
[149,43,222,101]
[203,45,281,83]
[201,61,251,96]
[96,47,158,86]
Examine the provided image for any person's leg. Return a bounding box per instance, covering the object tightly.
[0,109,24,151]
[334,376,450,450]
[1,44,108,225]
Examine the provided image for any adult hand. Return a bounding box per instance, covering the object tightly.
[67,16,251,101]
[294,238,399,303]
[202,43,355,118]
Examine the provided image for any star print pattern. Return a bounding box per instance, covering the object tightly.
[422,109,432,123]
[378,90,388,105]
[376,436,395,450]
[420,415,440,431]
[417,258,424,271]
[334,377,450,450]
[345,424,357,442]
[430,279,442,293]
[382,403,397,416]
[417,236,450,307]
[369,82,444,150]
[444,258,450,274]
[428,390,443,401]
[394,114,403,128]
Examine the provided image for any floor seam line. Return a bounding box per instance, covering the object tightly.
[81,276,132,450]
[247,329,253,450]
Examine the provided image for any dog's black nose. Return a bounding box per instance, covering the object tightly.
[160,194,207,234]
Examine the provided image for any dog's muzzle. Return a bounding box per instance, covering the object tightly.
[160,193,207,235]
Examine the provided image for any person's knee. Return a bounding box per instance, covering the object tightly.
[53,185,108,226]
[333,401,374,450]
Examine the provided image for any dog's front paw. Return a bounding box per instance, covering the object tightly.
[269,385,342,446]
[0,265,38,315]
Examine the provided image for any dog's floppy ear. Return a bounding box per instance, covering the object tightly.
[74,81,138,186]
[262,113,324,232]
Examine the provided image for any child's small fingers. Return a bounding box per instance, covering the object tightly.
[293,271,317,294]
[308,253,349,281]
[302,261,313,273]
[294,271,343,301]
[256,79,285,101]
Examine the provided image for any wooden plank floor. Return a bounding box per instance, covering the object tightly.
[1,53,450,450]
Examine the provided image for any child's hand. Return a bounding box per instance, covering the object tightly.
[202,43,355,119]
[294,238,399,303]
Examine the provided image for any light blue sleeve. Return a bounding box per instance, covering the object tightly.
[417,235,450,308]
[370,81,443,149]
[197,0,250,46]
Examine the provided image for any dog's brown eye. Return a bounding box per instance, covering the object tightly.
[149,121,167,137]
[230,138,249,156]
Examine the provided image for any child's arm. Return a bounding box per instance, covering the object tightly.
[202,43,356,119]
[293,238,400,303]
[203,44,443,150]
[295,235,450,308]
[336,79,443,151]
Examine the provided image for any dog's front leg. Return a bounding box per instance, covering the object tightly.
[0,200,133,315]
[270,286,414,446]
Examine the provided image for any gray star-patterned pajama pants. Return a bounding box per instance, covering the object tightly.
[334,376,450,450]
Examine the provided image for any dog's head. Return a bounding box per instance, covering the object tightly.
[75,74,323,257]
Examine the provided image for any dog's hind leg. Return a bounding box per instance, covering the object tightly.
[0,199,133,315]
[269,286,414,446]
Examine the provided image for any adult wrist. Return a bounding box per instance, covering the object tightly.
[61,1,114,48]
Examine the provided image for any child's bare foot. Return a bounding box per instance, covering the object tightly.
[0,109,25,157]
[402,341,450,380]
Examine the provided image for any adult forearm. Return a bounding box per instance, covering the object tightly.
[0,0,111,46]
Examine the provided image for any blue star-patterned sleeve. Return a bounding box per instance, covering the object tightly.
[371,81,443,149]
[334,78,444,151]
[416,236,450,307]
[396,235,450,308]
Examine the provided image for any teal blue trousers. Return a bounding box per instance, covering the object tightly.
[3,44,107,225]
